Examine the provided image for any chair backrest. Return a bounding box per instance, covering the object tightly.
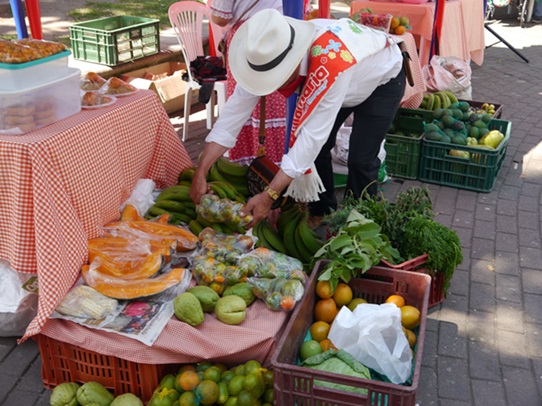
[168,1,224,84]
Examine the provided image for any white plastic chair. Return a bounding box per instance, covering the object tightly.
[169,1,228,141]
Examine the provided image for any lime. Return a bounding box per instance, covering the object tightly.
[299,339,323,361]
[228,375,245,396]
[347,298,368,311]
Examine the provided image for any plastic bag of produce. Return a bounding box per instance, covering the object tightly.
[247,277,305,311]
[238,247,307,281]
[422,55,472,100]
[196,194,253,227]
[328,303,412,384]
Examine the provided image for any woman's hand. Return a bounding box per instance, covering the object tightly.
[242,192,274,229]
[190,171,210,205]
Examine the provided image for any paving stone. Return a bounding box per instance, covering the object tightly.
[502,366,541,405]
[437,356,470,402]
[473,219,496,240]
[416,366,438,406]
[495,274,522,303]
[0,337,17,362]
[421,329,438,369]
[469,259,497,285]
[438,294,468,335]
[519,246,542,270]
[448,269,468,297]
[496,214,518,234]
[524,294,542,325]
[3,389,46,406]
[518,226,542,249]
[468,310,496,344]
[454,227,473,249]
[521,269,542,294]
[494,251,520,276]
[17,359,46,393]
[532,358,542,398]
[471,237,495,261]
[496,300,524,334]
[469,282,496,313]
[517,195,539,212]
[455,191,477,212]
[469,340,501,381]
[438,322,467,359]
[495,232,519,253]
[471,379,507,406]
[435,213,452,228]
[1,339,40,378]
[0,374,19,404]
[35,391,52,406]
[452,210,475,229]
[496,330,530,369]
[518,210,540,230]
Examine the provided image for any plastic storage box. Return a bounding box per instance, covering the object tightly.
[0,68,81,135]
[38,334,178,403]
[459,99,503,118]
[70,16,160,66]
[418,119,511,193]
[379,254,445,308]
[272,261,431,406]
[385,108,434,179]
[0,50,71,91]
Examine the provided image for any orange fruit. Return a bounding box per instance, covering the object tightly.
[299,339,323,361]
[332,283,353,307]
[179,391,197,406]
[316,280,334,299]
[314,298,338,323]
[280,295,295,311]
[403,327,417,348]
[196,379,220,405]
[395,25,406,35]
[390,17,400,29]
[309,320,331,342]
[401,305,421,330]
[385,294,406,308]
[319,338,338,352]
[347,297,368,311]
[178,364,197,374]
[179,370,201,391]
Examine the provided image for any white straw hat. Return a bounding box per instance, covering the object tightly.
[229,9,316,96]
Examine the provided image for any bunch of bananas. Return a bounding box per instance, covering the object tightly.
[252,205,325,266]
[419,91,459,111]
[208,157,250,197]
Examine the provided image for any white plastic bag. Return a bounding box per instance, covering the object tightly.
[328,303,412,384]
[120,178,156,216]
[422,55,472,100]
[0,260,39,337]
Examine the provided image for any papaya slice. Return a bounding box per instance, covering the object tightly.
[82,265,187,299]
[87,251,164,280]
[120,204,144,221]
[105,220,198,251]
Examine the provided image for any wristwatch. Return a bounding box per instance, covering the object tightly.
[264,186,280,201]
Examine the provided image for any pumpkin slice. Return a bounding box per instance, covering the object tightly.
[120,204,144,221]
[82,265,187,299]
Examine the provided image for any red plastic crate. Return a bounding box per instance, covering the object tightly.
[272,261,431,406]
[380,254,445,308]
[37,334,178,403]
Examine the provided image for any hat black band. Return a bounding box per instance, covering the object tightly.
[248,25,296,72]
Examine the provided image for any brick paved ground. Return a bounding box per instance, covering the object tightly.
[1,10,542,406]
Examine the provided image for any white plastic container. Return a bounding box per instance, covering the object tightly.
[0,67,82,135]
[0,50,71,91]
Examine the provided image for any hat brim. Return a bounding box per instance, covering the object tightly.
[229,16,315,96]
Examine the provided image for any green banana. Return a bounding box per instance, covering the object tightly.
[231,182,250,197]
[283,209,303,261]
[178,180,192,187]
[156,185,191,202]
[146,206,170,218]
[196,215,214,229]
[209,181,237,200]
[220,222,236,235]
[208,182,229,199]
[426,93,434,111]
[297,212,325,255]
[210,222,225,233]
[154,199,192,214]
[444,90,459,105]
[188,219,204,236]
[277,205,301,238]
[294,211,314,264]
[216,156,249,178]
[234,193,247,204]
[260,219,287,254]
[178,167,196,183]
[170,212,193,225]
[208,162,229,183]
[432,94,441,110]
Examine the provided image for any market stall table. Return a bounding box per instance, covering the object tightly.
[0,90,193,342]
[350,0,485,66]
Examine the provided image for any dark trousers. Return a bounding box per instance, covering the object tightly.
[309,66,406,216]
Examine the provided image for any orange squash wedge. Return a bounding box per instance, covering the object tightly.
[82,265,187,299]
[87,251,164,280]
[120,204,144,221]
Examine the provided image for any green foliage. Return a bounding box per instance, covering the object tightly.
[313,210,401,290]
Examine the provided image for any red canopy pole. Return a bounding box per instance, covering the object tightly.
[25,0,43,39]
[318,0,330,18]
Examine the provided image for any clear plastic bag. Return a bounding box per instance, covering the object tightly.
[328,303,412,384]
[80,71,107,91]
[422,55,472,100]
[247,277,305,311]
[237,247,307,281]
[0,38,66,63]
[196,194,252,227]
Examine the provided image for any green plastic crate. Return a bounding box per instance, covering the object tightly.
[70,16,160,66]
[385,108,434,179]
[418,119,511,193]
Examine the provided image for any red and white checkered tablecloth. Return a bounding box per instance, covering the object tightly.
[0,90,193,342]
[396,32,427,109]
[40,300,289,367]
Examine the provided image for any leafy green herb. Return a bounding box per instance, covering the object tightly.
[313,210,401,290]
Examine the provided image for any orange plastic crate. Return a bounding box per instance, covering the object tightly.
[272,262,431,406]
[38,334,177,402]
[380,254,445,308]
